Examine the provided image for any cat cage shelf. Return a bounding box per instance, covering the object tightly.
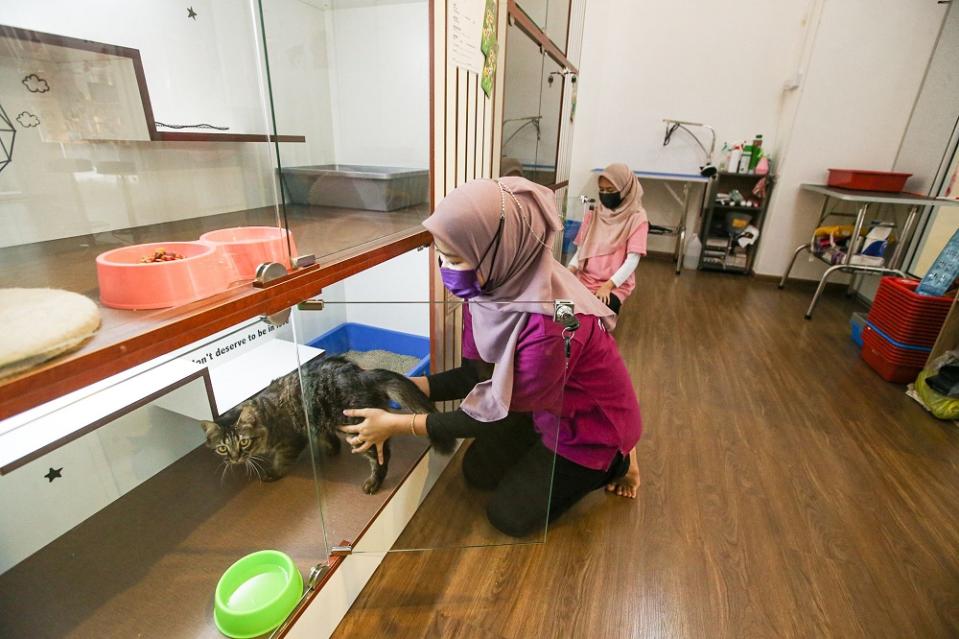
[154,339,325,420]
[0,334,327,475]
[0,358,213,476]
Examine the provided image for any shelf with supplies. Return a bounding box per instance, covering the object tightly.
[697,173,775,274]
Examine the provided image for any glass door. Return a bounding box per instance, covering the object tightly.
[500,20,545,182]
[299,299,566,553]
[0,301,327,638]
[276,250,571,553]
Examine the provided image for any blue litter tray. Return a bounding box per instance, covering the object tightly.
[307,323,430,376]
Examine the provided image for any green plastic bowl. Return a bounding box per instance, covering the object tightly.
[213,550,303,639]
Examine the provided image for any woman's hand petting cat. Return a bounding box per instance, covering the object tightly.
[340,408,404,464]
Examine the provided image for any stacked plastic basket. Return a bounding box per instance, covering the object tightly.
[862,277,954,383]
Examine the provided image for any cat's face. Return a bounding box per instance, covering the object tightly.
[201,403,271,466]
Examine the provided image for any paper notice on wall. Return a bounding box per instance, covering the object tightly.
[449,0,485,74]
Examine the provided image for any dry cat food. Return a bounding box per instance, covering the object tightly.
[140,248,185,263]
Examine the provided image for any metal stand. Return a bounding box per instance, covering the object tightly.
[662,181,690,275]
[777,183,954,320]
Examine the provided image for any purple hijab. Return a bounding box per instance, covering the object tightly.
[423,177,616,421]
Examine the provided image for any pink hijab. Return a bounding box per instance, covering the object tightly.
[423,177,615,422]
[576,163,648,260]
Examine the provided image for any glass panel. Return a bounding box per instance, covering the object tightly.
[545,0,571,52]
[0,7,290,374]
[516,0,549,29]
[258,0,430,263]
[288,252,569,552]
[0,304,326,637]
[500,23,544,180]
[308,301,565,552]
[535,53,564,186]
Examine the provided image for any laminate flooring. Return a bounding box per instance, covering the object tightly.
[332,259,959,639]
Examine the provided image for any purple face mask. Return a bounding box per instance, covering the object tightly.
[440,267,482,299]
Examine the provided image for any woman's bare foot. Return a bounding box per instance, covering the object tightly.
[606,448,640,499]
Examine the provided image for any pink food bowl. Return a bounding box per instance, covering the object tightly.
[96,241,235,310]
[199,226,297,280]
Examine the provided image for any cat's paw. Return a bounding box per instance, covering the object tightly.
[362,477,382,494]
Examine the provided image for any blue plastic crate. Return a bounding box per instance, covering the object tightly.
[307,322,430,376]
[850,312,866,348]
[562,219,581,257]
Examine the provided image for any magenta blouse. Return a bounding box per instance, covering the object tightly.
[462,307,642,470]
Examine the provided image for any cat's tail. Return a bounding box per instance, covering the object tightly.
[361,369,455,455]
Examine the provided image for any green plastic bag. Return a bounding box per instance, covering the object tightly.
[915,369,959,420]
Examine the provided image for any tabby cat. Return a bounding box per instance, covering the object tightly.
[200,355,444,494]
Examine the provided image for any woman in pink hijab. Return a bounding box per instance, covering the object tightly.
[568,163,649,313]
[340,177,643,537]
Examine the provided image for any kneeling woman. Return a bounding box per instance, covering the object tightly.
[340,177,642,537]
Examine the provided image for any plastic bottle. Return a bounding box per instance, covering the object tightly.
[684,233,702,270]
[718,143,731,171]
[739,145,754,173]
[727,146,742,174]
[749,134,764,171]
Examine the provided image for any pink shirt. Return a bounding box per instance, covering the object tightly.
[574,210,649,300]
[463,307,642,470]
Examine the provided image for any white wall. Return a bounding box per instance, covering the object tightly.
[569,0,814,255]
[327,0,429,169]
[568,0,948,269]
[756,0,947,280]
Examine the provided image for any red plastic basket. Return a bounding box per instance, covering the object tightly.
[867,277,953,346]
[873,277,954,309]
[862,326,930,367]
[827,169,911,193]
[861,341,922,383]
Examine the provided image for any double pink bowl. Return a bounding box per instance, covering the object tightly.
[96,227,297,310]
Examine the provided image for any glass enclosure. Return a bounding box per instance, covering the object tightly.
[0,0,430,376]
[0,301,323,638]
[0,246,572,636]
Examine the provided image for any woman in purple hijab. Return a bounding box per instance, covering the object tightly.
[341,178,643,537]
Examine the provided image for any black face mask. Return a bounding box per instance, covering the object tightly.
[599,191,622,210]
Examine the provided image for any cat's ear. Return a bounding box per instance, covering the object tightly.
[200,420,220,444]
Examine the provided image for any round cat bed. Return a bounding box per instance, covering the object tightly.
[0,288,101,379]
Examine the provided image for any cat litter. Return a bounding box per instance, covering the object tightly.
[343,349,420,375]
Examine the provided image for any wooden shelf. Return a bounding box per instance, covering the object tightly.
[0,204,431,422]
[153,131,306,143]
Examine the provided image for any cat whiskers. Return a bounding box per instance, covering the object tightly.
[247,455,267,482]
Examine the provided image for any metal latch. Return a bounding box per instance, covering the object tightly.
[298,298,325,311]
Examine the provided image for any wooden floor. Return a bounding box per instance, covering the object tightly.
[332,259,959,638]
